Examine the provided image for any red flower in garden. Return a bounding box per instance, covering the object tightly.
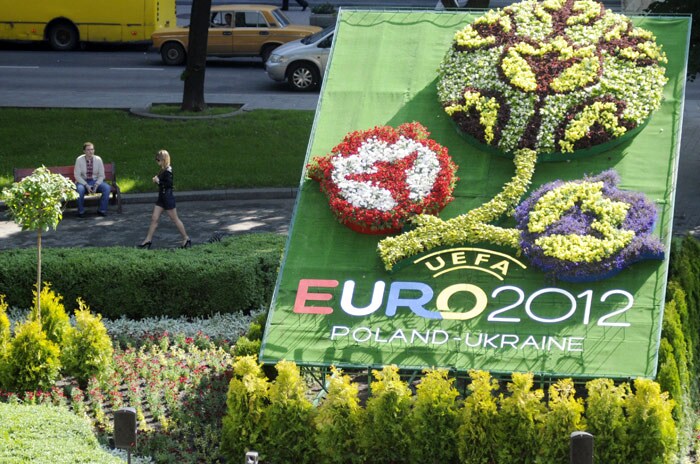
[307,122,458,234]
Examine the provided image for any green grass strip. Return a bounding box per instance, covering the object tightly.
[0,108,313,193]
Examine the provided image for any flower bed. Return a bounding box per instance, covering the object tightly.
[437,0,668,157]
[308,122,458,234]
[514,169,664,281]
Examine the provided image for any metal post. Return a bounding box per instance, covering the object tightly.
[570,431,594,464]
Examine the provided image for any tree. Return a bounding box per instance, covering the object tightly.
[647,0,699,81]
[1,166,77,313]
[181,0,212,111]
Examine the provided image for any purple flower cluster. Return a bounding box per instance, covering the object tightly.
[514,170,664,282]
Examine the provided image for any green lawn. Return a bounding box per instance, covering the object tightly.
[0,108,314,193]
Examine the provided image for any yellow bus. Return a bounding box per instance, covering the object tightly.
[0,0,176,50]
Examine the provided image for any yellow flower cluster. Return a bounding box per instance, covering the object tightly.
[559,101,626,153]
[453,8,513,49]
[445,91,500,144]
[501,40,599,94]
[603,22,626,41]
[378,149,537,270]
[528,180,634,262]
[502,48,538,92]
[550,56,599,92]
[536,230,634,262]
[454,28,495,49]
[567,0,601,26]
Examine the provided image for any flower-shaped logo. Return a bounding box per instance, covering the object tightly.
[514,169,664,281]
[438,0,667,155]
[308,122,458,234]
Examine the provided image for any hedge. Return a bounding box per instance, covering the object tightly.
[659,235,700,457]
[221,361,678,464]
[0,233,285,319]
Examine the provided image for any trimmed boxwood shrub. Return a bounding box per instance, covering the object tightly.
[0,233,285,319]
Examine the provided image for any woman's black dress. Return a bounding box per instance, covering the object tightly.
[156,167,176,210]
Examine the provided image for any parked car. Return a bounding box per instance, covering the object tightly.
[265,25,334,91]
[151,4,321,65]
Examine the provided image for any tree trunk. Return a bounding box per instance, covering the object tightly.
[181,0,212,112]
[36,229,42,317]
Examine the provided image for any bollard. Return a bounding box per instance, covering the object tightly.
[570,431,594,464]
[114,407,138,464]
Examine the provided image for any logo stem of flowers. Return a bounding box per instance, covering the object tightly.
[378,148,536,270]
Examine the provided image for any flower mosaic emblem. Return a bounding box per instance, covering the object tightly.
[312,0,668,281]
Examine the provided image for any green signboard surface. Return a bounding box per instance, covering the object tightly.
[260,10,690,378]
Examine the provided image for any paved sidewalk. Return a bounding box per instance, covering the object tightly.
[0,191,296,250]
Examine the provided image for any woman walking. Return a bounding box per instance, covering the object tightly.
[138,149,191,249]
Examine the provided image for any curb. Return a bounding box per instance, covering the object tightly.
[129,104,250,120]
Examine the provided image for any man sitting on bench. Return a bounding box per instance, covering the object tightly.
[74,141,111,217]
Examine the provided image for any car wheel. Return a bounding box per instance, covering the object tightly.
[48,22,78,51]
[161,42,186,66]
[261,44,279,64]
[287,62,320,91]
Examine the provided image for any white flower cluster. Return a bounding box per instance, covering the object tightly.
[330,135,440,211]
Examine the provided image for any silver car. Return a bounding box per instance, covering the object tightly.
[265,26,334,91]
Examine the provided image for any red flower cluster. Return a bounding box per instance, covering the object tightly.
[307,122,458,234]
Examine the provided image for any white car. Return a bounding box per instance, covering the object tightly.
[265,26,334,91]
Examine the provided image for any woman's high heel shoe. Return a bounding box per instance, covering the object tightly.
[137,241,152,249]
[180,239,191,249]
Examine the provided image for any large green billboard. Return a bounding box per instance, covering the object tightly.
[260,5,691,378]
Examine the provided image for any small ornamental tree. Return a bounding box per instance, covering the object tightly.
[0,296,10,351]
[315,367,364,464]
[495,372,545,464]
[1,166,77,314]
[457,370,500,464]
[539,378,586,463]
[409,369,460,464]
[265,360,318,463]
[585,378,630,464]
[361,365,413,464]
[220,356,269,462]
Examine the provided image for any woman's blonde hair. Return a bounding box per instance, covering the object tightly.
[156,149,171,169]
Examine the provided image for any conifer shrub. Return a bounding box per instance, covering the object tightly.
[585,378,629,464]
[1,320,61,392]
[264,360,318,463]
[0,296,9,352]
[315,367,364,464]
[457,369,499,464]
[625,378,678,464]
[539,378,585,463]
[29,284,72,347]
[494,372,545,464]
[361,365,413,464]
[61,300,114,387]
[409,369,459,464]
[233,335,261,358]
[220,356,269,462]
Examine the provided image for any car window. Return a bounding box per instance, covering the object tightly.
[318,34,333,48]
[271,9,290,27]
[211,12,234,27]
[302,26,334,44]
[232,11,269,28]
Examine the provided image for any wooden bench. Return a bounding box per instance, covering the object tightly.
[13,163,122,213]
